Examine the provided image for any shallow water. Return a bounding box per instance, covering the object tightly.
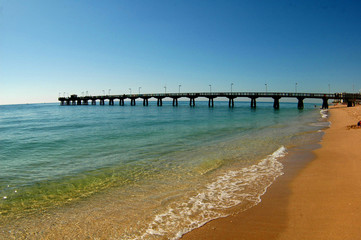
[0,101,328,239]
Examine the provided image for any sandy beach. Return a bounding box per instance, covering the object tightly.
[182,104,361,240]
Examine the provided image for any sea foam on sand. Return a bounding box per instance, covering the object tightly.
[141,146,286,240]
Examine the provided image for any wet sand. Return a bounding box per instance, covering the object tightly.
[182,104,361,240]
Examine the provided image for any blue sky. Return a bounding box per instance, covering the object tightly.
[1,0,361,104]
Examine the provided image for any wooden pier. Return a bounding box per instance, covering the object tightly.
[58,92,361,109]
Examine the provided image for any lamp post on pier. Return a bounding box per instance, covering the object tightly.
[129,88,132,94]
[139,87,141,94]
[179,84,181,94]
[265,83,268,93]
[209,84,212,93]
[231,83,234,93]
[295,83,298,93]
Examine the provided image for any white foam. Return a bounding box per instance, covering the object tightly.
[310,121,331,127]
[140,146,287,240]
[320,109,328,119]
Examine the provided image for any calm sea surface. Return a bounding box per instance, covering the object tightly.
[0,101,328,239]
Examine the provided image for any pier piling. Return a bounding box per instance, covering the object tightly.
[322,97,329,109]
[189,97,196,107]
[297,97,304,109]
[250,97,257,108]
[156,97,164,106]
[273,97,280,109]
[142,98,149,106]
[172,97,179,106]
[228,97,235,108]
[208,98,214,107]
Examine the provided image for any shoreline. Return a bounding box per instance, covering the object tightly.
[182,105,361,240]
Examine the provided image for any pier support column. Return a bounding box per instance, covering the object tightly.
[66,100,71,105]
[250,97,257,108]
[100,99,105,105]
[189,98,196,107]
[91,99,96,105]
[273,97,281,109]
[322,97,329,109]
[346,99,355,107]
[119,99,124,106]
[297,97,304,109]
[208,98,214,107]
[157,98,163,106]
[172,98,179,106]
[131,98,136,106]
[227,97,234,108]
[109,99,114,105]
[60,100,64,105]
[83,100,88,105]
[77,99,82,105]
[143,98,149,106]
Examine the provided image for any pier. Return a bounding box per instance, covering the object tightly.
[58,92,361,109]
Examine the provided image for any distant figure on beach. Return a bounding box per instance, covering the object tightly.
[358,121,361,127]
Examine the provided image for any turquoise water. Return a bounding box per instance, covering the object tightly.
[0,101,327,239]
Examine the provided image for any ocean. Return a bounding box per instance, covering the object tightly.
[0,100,328,239]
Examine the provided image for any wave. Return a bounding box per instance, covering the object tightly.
[320,109,328,119]
[140,146,287,240]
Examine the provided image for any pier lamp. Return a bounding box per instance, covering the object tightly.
[129,88,132,94]
[164,86,167,94]
[231,83,234,93]
[179,84,181,94]
[265,83,268,93]
[102,90,105,95]
[209,84,212,93]
[295,83,298,93]
[139,87,141,94]
[108,89,111,95]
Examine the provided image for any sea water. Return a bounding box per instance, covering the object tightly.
[0,101,328,239]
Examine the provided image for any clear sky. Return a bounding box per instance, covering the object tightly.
[1,0,361,104]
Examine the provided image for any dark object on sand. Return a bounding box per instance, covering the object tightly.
[347,121,361,129]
